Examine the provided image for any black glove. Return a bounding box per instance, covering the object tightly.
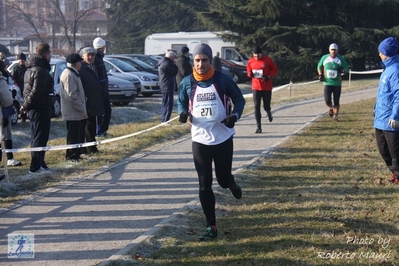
[263,76,270,82]
[179,111,188,123]
[250,71,254,78]
[2,118,8,127]
[318,74,324,82]
[221,114,237,128]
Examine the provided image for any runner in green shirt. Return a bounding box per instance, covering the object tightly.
[317,43,349,121]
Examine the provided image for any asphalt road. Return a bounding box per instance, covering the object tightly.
[0,86,378,266]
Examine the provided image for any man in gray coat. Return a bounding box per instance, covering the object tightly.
[60,54,88,161]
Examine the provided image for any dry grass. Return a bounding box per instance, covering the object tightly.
[120,96,399,266]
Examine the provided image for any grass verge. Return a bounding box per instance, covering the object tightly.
[119,97,399,265]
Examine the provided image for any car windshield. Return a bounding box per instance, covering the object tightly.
[134,56,157,68]
[132,58,153,69]
[107,59,138,72]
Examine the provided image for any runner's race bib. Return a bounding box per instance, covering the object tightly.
[252,69,263,78]
[193,102,218,122]
[326,70,338,79]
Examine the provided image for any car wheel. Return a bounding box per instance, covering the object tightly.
[10,101,19,126]
[52,95,61,117]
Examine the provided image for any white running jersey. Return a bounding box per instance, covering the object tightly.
[191,83,235,145]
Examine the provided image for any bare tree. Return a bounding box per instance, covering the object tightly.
[5,0,46,43]
[6,0,104,52]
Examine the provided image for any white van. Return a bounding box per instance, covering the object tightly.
[144,31,248,66]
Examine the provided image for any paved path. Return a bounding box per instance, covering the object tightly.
[0,87,377,266]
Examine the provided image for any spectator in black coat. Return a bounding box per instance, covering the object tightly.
[158,50,178,122]
[213,52,222,72]
[176,46,193,90]
[79,47,104,154]
[11,52,28,122]
[20,43,54,174]
[93,37,111,137]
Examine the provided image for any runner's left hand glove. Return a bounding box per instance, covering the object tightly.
[179,111,188,123]
[263,76,270,82]
[388,119,399,128]
[221,114,237,128]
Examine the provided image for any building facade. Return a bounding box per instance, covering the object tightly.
[0,0,108,55]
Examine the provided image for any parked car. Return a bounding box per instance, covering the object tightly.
[107,75,139,106]
[7,82,21,126]
[120,54,159,69]
[219,58,250,83]
[8,58,140,123]
[107,55,158,75]
[103,57,160,96]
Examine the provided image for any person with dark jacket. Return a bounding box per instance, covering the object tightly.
[212,52,222,72]
[158,50,178,122]
[93,37,111,137]
[79,47,104,153]
[176,46,193,89]
[20,43,54,174]
[11,52,28,122]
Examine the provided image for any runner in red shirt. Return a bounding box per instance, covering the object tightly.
[247,45,278,133]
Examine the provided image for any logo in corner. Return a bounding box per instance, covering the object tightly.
[8,234,34,259]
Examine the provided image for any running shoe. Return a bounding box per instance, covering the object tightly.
[267,111,273,122]
[333,115,339,122]
[230,182,242,199]
[389,173,399,184]
[199,227,218,241]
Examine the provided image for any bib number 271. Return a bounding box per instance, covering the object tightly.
[201,108,212,116]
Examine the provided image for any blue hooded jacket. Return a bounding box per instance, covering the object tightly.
[374,54,399,131]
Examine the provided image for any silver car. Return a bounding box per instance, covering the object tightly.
[107,75,139,106]
[103,57,160,97]
[8,58,139,123]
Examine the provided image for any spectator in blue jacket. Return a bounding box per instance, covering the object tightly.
[158,50,178,122]
[374,37,399,184]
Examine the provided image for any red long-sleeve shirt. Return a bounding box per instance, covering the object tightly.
[247,55,278,91]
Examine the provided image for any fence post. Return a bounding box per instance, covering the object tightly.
[348,69,351,88]
[289,81,293,97]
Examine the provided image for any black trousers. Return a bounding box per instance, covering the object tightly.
[324,85,341,107]
[28,108,51,172]
[253,90,272,128]
[192,138,235,227]
[375,129,399,176]
[66,120,86,160]
[97,92,112,133]
[85,115,98,153]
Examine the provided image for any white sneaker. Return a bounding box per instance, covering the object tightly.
[7,159,22,166]
[29,167,51,174]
